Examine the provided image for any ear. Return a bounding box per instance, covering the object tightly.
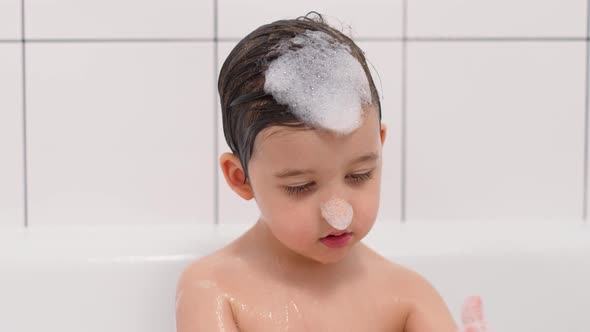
[380,122,387,146]
[219,152,254,200]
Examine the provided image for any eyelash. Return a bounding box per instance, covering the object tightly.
[284,170,374,196]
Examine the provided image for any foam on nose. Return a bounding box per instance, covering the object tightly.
[320,197,353,230]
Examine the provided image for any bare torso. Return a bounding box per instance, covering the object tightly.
[182,235,416,332]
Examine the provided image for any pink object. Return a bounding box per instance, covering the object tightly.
[460,295,492,332]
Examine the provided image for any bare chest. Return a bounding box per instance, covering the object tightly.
[228,281,409,332]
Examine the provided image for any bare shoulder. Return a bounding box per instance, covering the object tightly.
[177,248,232,282]
[401,266,458,331]
[175,249,241,332]
[390,263,458,331]
[361,245,458,332]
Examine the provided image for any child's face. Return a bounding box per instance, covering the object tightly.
[248,107,386,265]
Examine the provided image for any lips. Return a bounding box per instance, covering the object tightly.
[324,230,349,237]
[320,232,353,248]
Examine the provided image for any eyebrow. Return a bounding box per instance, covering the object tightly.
[351,151,379,164]
[273,152,379,179]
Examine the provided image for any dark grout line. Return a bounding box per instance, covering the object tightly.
[21,0,28,228]
[1,37,589,44]
[21,38,213,43]
[584,0,590,223]
[405,36,588,42]
[401,0,407,224]
[213,0,219,225]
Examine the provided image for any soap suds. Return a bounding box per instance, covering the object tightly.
[264,29,372,134]
[320,196,354,230]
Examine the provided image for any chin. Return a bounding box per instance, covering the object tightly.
[316,256,346,265]
[314,246,354,265]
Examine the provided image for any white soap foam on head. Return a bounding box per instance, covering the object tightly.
[263,29,372,134]
[320,196,353,230]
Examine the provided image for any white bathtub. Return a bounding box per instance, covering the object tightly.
[1,220,589,332]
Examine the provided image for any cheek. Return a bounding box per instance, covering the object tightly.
[273,201,321,246]
[255,188,319,235]
[352,178,382,226]
[276,200,318,230]
[353,197,378,227]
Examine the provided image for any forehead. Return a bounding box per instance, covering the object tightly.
[251,108,380,166]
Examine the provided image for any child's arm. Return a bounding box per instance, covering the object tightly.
[402,271,459,332]
[175,266,240,332]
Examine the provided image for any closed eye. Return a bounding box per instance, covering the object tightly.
[347,169,374,183]
[284,182,315,195]
[283,169,375,196]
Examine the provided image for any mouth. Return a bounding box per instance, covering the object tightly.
[323,230,350,238]
[319,232,353,248]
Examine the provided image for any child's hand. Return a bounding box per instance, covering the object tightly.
[459,295,492,332]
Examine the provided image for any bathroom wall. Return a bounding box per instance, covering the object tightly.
[0,0,588,228]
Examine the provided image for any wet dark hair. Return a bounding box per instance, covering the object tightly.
[218,11,381,183]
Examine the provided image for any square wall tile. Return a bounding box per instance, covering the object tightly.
[25,0,213,39]
[356,41,403,223]
[218,0,403,39]
[26,42,215,226]
[0,44,24,228]
[217,41,260,224]
[408,0,587,37]
[406,42,586,221]
[0,0,20,39]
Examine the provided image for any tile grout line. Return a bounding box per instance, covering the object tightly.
[18,38,214,43]
[2,37,590,44]
[213,0,219,225]
[401,0,407,223]
[21,0,28,228]
[584,0,590,223]
[404,37,587,42]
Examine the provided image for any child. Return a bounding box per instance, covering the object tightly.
[176,12,490,332]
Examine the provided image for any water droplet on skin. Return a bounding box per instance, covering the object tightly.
[215,296,226,331]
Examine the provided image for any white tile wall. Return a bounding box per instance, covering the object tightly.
[26,42,215,226]
[216,41,260,225]
[408,0,587,37]
[24,0,213,39]
[406,41,586,221]
[0,44,24,228]
[1,0,588,227]
[0,0,21,40]
[0,0,22,39]
[356,41,403,223]
[217,0,403,39]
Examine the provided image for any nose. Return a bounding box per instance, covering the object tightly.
[320,196,353,230]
